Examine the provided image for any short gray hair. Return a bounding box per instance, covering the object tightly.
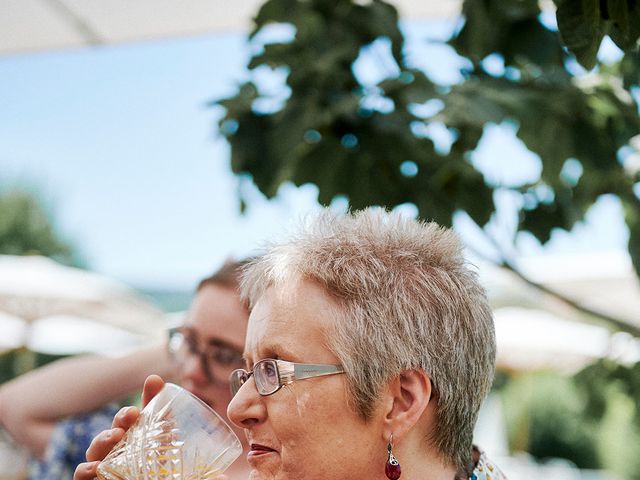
[241,208,495,469]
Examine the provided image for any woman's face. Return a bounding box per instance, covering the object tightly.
[178,284,247,435]
[227,279,385,480]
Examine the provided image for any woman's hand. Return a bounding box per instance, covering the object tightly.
[73,375,165,480]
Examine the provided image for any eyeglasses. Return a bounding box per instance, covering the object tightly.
[168,327,245,383]
[229,358,345,397]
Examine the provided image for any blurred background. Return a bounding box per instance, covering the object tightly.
[1,0,640,478]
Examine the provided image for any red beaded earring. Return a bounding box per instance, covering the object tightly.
[385,434,401,479]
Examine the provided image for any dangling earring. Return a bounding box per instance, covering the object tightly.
[385,433,401,479]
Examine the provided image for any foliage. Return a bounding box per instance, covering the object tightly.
[574,358,640,427]
[218,0,494,228]
[215,0,640,332]
[446,0,640,280]
[499,368,640,477]
[554,0,640,70]
[215,0,640,469]
[575,360,640,479]
[0,189,81,266]
[0,350,19,384]
[499,372,601,468]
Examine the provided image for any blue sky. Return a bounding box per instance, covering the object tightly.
[0,31,314,289]
[0,21,629,290]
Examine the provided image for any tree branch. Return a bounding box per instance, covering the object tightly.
[468,231,640,337]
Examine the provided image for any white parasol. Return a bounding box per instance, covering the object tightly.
[26,314,146,355]
[0,312,27,351]
[493,306,640,372]
[0,255,166,351]
[0,0,464,55]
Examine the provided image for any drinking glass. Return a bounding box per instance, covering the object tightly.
[96,383,242,480]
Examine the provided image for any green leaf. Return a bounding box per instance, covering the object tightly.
[555,0,604,70]
[519,200,566,243]
[620,49,640,88]
[606,0,640,51]
[606,0,629,36]
[453,166,494,227]
[379,70,437,105]
[501,19,568,71]
[251,0,303,36]
[452,0,541,62]
[574,360,616,421]
[625,197,640,278]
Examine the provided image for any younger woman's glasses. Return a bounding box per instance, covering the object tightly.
[168,327,244,383]
[229,358,344,397]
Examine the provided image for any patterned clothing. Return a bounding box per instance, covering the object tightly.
[28,404,119,480]
[471,448,507,480]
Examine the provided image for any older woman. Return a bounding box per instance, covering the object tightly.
[75,208,505,480]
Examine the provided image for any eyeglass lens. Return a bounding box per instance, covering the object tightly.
[254,359,279,395]
[170,328,244,382]
[228,359,284,397]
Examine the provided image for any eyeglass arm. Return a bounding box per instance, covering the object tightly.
[277,361,344,385]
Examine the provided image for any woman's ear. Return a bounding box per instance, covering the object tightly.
[383,369,432,442]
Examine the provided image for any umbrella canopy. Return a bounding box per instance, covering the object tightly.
[517,251,640,328]
[26,314,147,355]
[0,255,166,342]
[478,251,640,330]
[493,306,640,372]
[0,0,463,55]
[0,312,27,351]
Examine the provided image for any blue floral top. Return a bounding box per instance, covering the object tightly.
[28,404,119,480]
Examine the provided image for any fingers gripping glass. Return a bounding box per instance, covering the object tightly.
[229,359,345,397]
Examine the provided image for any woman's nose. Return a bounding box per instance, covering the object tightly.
[227,376,265,429]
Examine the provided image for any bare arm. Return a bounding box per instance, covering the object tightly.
[0,344,175,457]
